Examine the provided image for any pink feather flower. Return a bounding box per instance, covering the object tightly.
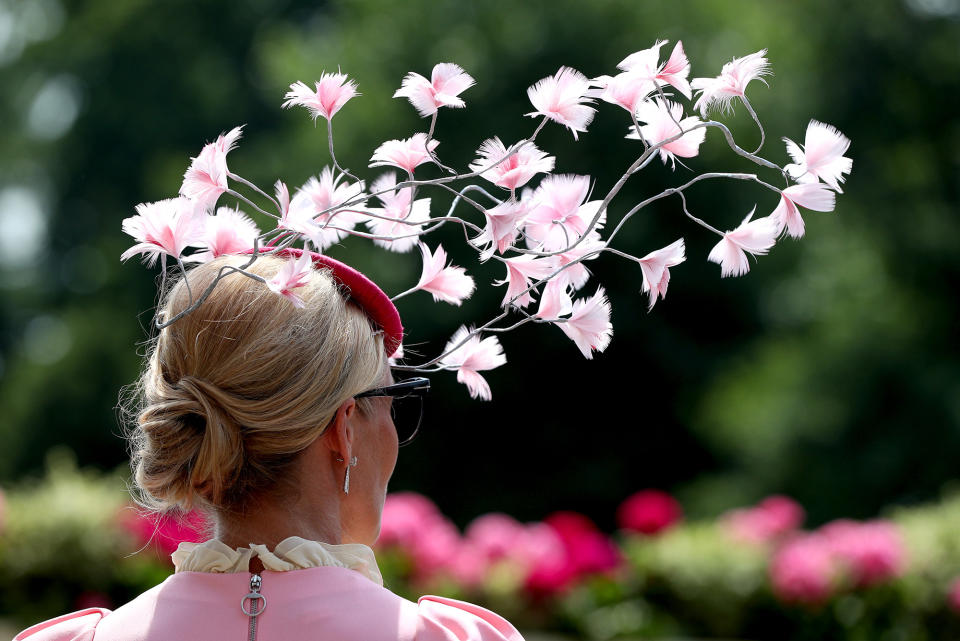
[638,238,685,310]
[369,133,440,175]
[691,49,770,116]
[548,230,604,291]
[495,255,555,308]
[707,208,779,277]
[189,206,261,262]
[468,137,555,191]
[121,197,204,266]
[628,98,706,168]
[439,326,506,401]
[590,71,656,115]
[783,120,853,193]
[266,252,314,308]
[526,67,596,140]
[656,41,693,100]
[366,172,431,253]
[180,126,243,213]
[284,168,367,251]
[282,73,359,121]
[523,174,605,251]
[536,279,574,320]
[413,243,475,306]
[555,287,613,359]
[771,182,836,239]
[393,63,476,118]
[617,40,692,100]
[472,200,530,260]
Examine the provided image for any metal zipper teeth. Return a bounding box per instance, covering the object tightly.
[242,573,265,641]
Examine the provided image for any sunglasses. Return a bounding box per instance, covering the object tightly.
[354,377,430,446]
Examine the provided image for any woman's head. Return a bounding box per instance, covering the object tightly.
[125,254,396,540]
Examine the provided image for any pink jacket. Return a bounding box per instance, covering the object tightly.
[13,566,525,641]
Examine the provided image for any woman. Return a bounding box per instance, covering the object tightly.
[15,251,524,641]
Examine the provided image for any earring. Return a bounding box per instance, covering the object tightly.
[337,456,358,494]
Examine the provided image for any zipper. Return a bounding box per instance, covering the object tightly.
[241,573,266,641]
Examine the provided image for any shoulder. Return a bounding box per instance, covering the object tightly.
[412,595,524,641]
[13,608,111,641]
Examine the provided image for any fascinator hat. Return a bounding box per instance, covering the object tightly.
[121,46,851,399]
[252,247,404,358]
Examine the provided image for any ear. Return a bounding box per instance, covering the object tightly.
[322,398,357,462]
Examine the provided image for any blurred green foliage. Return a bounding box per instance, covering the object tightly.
[0,450,168,627]
[0,0,957,535]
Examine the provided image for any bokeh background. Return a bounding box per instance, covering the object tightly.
[1,0,958,638]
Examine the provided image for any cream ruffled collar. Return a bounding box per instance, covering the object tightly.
[171,536,383,586]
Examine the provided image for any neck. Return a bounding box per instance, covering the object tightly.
[214,480,346,550]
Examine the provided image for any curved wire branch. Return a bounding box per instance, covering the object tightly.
[327,119,363,184]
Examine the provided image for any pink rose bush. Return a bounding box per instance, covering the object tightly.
[375,493,614,596]
[768,518,906,604]
[6,466,960,639]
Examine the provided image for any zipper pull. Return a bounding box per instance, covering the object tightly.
[241,572,266,641]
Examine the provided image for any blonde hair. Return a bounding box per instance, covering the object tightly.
[123,254,387,515]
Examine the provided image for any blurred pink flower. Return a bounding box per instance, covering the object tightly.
[544,511,620,577]
[410,516,463,579]
[526,67,596,140]
[821,519,906,587]
[723,495,805,544]
[377,493,464,582]
[520,522,567,575]
[947,577,960,614]
[617,489,683,535]
[394,63,475,117]
[120,508,209,559]
[449,541,488,587]
[465,513,527,563]
[378,492,444,548]
[769,532,836,604]
[283,73,359,121]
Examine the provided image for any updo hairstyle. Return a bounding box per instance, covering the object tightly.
[124,254,387,516]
